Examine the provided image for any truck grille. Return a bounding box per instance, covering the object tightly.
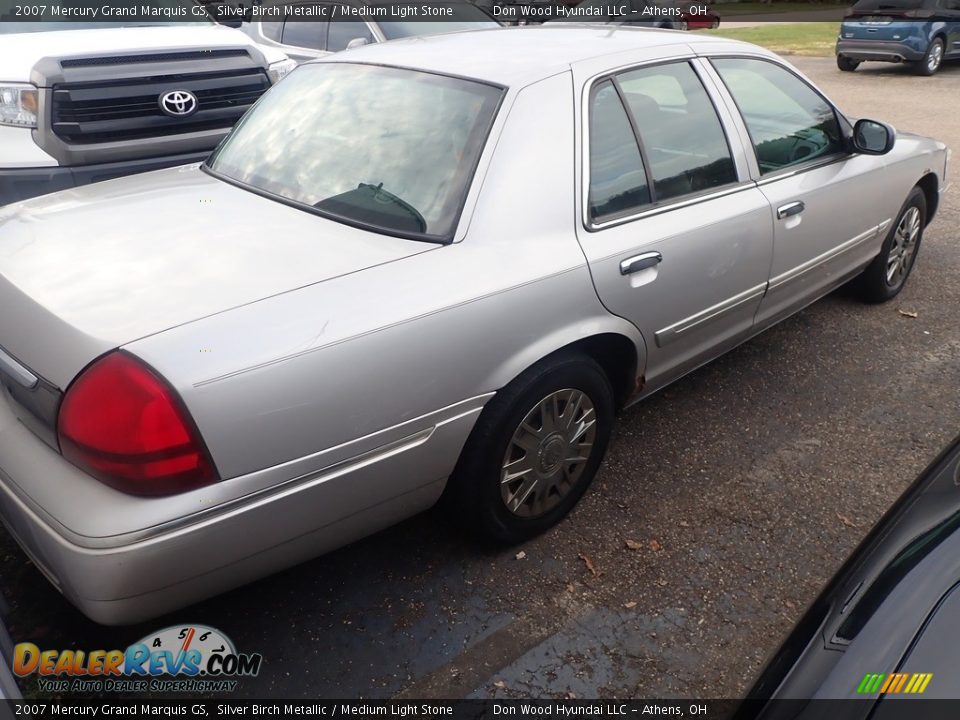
[51,68,270,144]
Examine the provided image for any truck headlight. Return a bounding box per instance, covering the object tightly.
[267,59,296,85]
[0,84,39,128]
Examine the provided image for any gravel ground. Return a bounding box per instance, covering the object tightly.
[1,56,958,701]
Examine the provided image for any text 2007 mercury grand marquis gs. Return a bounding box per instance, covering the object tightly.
[0,26,948,624]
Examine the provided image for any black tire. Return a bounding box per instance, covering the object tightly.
[446,353,615,544]
[711,17,720,28]
[678,20,689,31]
[914,37,945,76]
[858,186,926,303]
[837,54,860,72]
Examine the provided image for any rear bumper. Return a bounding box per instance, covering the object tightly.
[0,150,212,207]
[0,387,480,625]
[836,39,926,63]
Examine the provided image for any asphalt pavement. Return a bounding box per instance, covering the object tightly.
[1,55,958,701]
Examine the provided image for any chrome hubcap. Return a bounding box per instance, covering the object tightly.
[929,43,943,71]
[886,206,921,286]
[500,389,597,518]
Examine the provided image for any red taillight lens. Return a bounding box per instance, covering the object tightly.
[57,352,217,496]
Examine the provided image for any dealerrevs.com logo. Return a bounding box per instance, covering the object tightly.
[12,625,262,693]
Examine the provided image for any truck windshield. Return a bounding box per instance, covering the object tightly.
[206,63,503,243]
[0,0,211,30]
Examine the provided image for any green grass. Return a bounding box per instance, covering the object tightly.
[702,21,840,56]
[717,2,846,16]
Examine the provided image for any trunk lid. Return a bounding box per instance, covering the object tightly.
[0,165,434,388]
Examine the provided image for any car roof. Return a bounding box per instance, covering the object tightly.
[322,25,759,87]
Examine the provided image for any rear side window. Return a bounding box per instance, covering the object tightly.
[712,57,844,175]
[588,80,651,222]
[617,62,737,202]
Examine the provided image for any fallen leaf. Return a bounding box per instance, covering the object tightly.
[493,680,506,689]
[566,692,577,700]
[649,538,663,552]
[657,579,668,587]
[785,600,796,609]
[624,601,637,609]
[515,551,527,560]
[578,552,598,576]
[836,512,859,529]
[565,583,576,593]
[624,539,644,551]
[616,502,629,509]
[898,309,918,318]
[679,520,690,528]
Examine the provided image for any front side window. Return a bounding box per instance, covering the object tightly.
[588,80,651,222]
[207,63,503,241]
[617,62,737,202]
[712,57,844,175]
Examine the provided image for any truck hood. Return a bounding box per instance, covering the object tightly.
[0,165,434,387]
[0,25,287,83]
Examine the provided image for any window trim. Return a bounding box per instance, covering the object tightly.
[707,54,853,183]
[582,56,750,232]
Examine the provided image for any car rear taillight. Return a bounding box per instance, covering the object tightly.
[57,352,217,496]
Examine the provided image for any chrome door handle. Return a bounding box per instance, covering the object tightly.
[620,251,663,275]
[777,201,805,219]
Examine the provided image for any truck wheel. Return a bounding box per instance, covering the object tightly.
[448,353,614,544]
[837,55,860,72]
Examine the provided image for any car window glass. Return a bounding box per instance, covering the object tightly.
[260,21,283,41]
[207,63,503,240]
[618,62,737,201]
[282,19,325,49]
[327,19,374,51]
[712,57,844,175]
[588,80,651,222]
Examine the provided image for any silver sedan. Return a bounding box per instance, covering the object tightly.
[0,26,948,624]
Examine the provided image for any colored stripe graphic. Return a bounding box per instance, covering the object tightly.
[857,672,933,695]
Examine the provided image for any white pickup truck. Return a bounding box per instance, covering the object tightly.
[0,9,293,206]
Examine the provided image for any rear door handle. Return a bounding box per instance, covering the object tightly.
[777,201,805,219]
[620,251,662,275]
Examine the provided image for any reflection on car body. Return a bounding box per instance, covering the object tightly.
[738,436,960,715]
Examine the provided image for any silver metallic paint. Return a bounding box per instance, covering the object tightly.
[0,27,947,623]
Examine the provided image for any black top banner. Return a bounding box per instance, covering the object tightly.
[0,1,868,26]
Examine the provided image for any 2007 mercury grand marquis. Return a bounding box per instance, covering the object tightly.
[0,26,948,623]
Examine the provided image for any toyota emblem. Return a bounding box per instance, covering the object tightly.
[159,89,198,118]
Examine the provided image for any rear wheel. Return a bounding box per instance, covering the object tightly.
[858,187,926,303]
[447,354,614,544]
[914,37,944,75]
[837,54,860,72]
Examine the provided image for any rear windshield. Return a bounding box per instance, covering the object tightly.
[207,63,503,242]
[850,0,933,11]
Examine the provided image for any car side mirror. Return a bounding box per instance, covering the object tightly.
[346,37,370,50]
[853,119,895,155]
